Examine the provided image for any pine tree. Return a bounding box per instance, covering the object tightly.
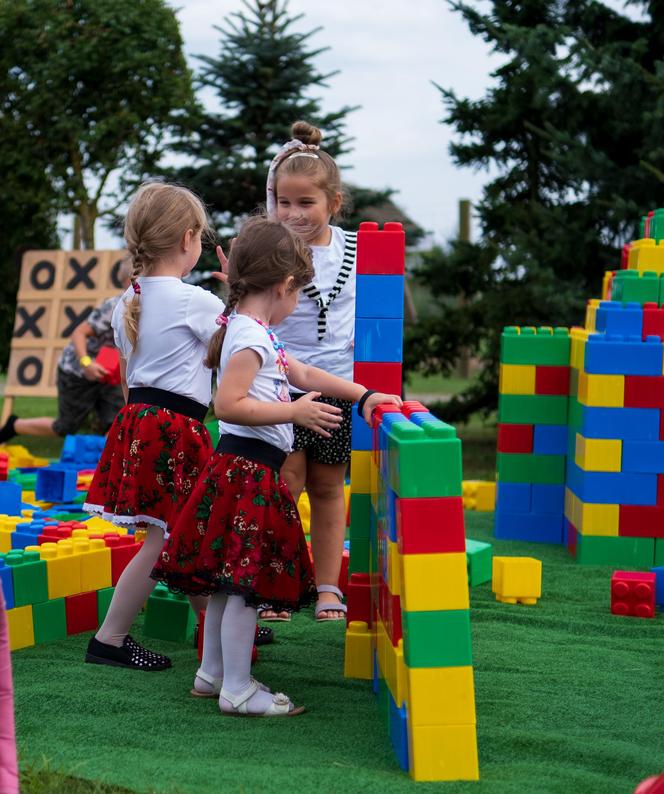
[408,0,664,421]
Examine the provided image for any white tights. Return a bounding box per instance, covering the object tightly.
[96,524,208,647]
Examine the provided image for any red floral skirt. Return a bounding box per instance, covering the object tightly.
[151,452,317,611]
[83,403,212,533]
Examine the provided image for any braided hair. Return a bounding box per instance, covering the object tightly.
[204,215,314,370]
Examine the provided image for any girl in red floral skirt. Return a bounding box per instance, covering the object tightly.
[83,182,226,671]
[151,216,401,716]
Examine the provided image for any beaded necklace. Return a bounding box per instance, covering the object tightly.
[251,316,289,376]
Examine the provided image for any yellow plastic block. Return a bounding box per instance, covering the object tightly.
[0,444,49,469]
[601,271,613,300]
[387,541,401,596]
[628,238,664,274]
[39,541,82,598]
[462,480,496,511]
[499,363,536,395]
[350,450,372,494]
[83,516,129,536]
[408,724,479,782]
[570,327,590,371]
[6,605,34,651]
[584,299,599,332]
[407,665,476,727]
[343,621,374,679]
[369,458,379,501]
[71,537,112,592]
[577,373,624,407]
[564,489,619,536]
[401,553,469,612]
[375,616,388,678]
[575,434,622,472]
[492,556,542,605]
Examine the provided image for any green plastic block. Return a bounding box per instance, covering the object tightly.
[3,550,48,606]
[205,419,220,448]
[659,275,664,308]
[655,539,664,566]
[8,471,36,490]
[402,609,472,668]
[143,583,197,643]
[611,270,659,305]
[349,537,370,574]
[466,539,493,586]
[576,534,654,567]
[497,453,566,484]
[387,422,462,498]
[651,209,664,242]
[32,598,67,644]
[349,493,371,540]
[498,394,568,425]
[567,396,583,432]
[97,586,115,625]
[500,326,570,366]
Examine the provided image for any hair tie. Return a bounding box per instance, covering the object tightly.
[266,138,320,218]
[132,281,141,295]
[215,314,229,327]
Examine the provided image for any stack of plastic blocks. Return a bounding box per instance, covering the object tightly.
[345,400,479,782]
[495,326,571,543]
[2,528,143,650]
[348,221,405,578]
[565,296,664,567]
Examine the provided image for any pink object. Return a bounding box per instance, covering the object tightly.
[0,586,19,793]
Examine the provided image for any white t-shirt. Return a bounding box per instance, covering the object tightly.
[274,226,355,390]
[217,314,293,453]
[113,277,225,406]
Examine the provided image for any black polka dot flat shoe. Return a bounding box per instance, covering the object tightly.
[85,634,172,671]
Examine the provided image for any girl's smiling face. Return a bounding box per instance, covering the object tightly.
[275,173,341,245]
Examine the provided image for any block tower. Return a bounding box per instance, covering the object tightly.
[495,327,571,543]
[345,224,479,782]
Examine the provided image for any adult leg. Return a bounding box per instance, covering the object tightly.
[307,461,348,620]
[257,450,307,621]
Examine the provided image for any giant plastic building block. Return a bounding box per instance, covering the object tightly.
[143,583,196,643]
[610,570,655,617]
[492,557,542,605]
[343,621,374,679]
[35,466,78,503]
[95,346,121,385]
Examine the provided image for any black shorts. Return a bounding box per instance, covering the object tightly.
[291,393,352,465]
[52,368,125,437]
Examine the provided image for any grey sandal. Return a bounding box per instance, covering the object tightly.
[314,584,348,621]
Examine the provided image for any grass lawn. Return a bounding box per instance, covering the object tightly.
[13,512,664,794]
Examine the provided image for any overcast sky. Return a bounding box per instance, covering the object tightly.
[94,0,638,248]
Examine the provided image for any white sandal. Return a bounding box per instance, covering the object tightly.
[219,679,305,717]
[190,669,270,699]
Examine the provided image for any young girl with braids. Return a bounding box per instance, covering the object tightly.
[151,216,400,715]
[259,120,362,621]
[83,181,226,671]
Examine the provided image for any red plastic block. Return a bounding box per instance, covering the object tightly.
[396,496,465,554]
[535,366,570,395]
[356,222,405,275]
[386,591,402,645]
[624,376,664,408]
[95,346,121,385]
[497,423,534,454]
[105,535,143,585]
[353,362,402,395]
[611,570,655,618]
[620,475,664,537]
[0,453,8,481]
[566,520,577,557]
[65,590,98,634]
[401,401,427,417]
[346,572,372,625]
[643,303,664,342]
[338,549,349,595]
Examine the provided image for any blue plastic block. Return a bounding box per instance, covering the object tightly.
[584,333,663,376]
[0,558,14,609]
[595,302,643,337]
[11,521,47,550]
[60,434,106,466]
[386,487,397,542]
[35,466,78,502]
[496,482,531,513]
[580,407,660,441]
[622,441,664,474]
[652,566,664,607]
[533,424,568,455]
[356,275,404,319]
[0,482,22,516]
[354,318,403,362]
[531,484,565,515]
[408,411,436,426]
[494,510,564,543]
[566,462,658,505]
[372,650,380,695]
[351,413,372,451]
[388,693,409,772]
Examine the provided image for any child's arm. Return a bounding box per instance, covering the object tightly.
[215,349,343,437]
[119,356,128,403]
[287,355,402,423]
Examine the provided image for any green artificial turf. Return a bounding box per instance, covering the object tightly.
[13,512,664,794]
